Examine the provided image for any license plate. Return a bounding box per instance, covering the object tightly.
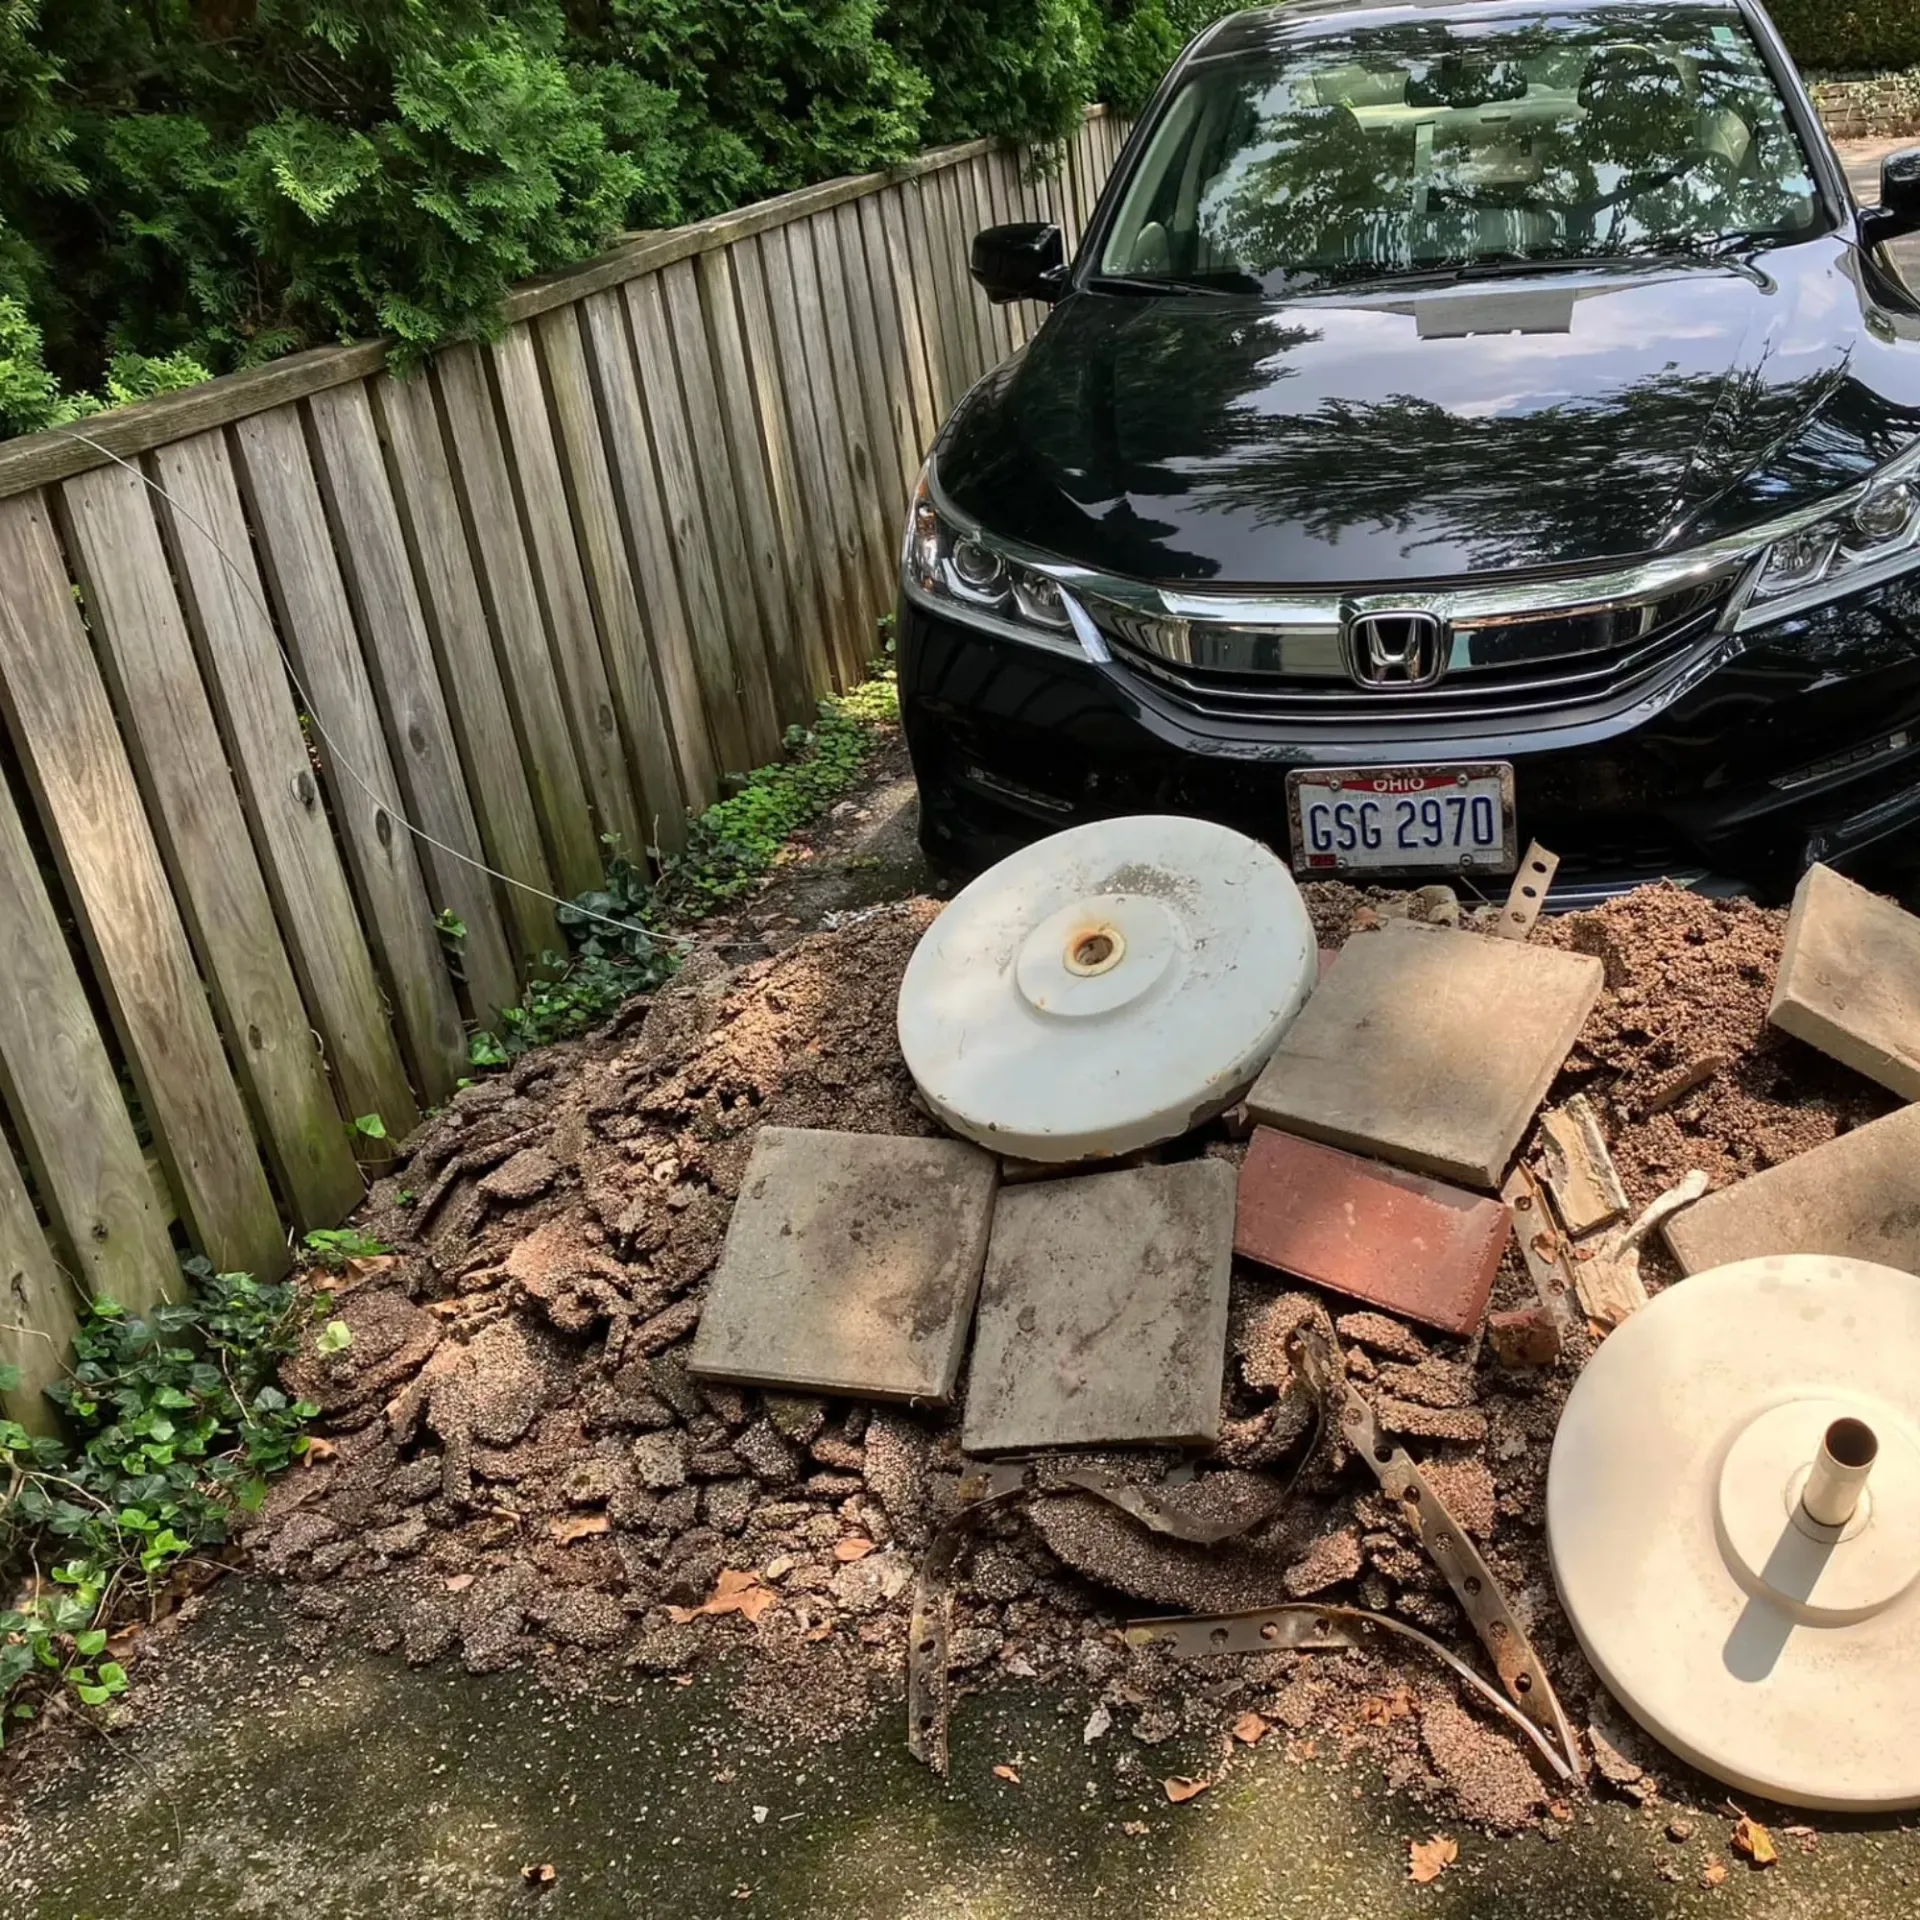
[1286,764,1517,876]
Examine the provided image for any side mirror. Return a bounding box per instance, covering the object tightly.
[971,223,1068,305]
[1866,147,1920,241]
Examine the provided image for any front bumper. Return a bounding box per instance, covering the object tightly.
[900,578,1920,899]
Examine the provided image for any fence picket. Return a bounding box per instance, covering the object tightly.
[727,247,838,700]
[0,1122,80,1432]
[752,233,859,685]
[59,462,364,1232]
[150,431,419,1140]
[534,305,690,852]
[0,493,286,1278]
[659,259,785,766]
[575,290,721,814]
[490,328,646,860]
[809,213,896,616]
[782,221,877,682]
[0,766,177,1315]
[855,192,928,494]
[371,370,562,961]
[232,406,468,1106]
[623,273,757,778]
[431,345,602,900]
[305,384,520,1028]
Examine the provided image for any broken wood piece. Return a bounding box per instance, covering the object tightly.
[1643,1052,1729,1116]
[1573,1171,1712,1331]
[1493,841,1560,942]
[1501,1164,1579,1330]
[1539,1094,1629,1236]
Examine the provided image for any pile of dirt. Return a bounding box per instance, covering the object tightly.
[244,880,1885,1834]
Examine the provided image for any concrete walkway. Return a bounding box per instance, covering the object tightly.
[6,1582,1919,1920]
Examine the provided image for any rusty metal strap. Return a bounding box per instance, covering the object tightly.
[1289,1321,1584,1781]
[907,1464,1028,1774]
[1125,1602,1579,1785]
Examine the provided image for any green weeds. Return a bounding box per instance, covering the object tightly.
[469,666,899,1063]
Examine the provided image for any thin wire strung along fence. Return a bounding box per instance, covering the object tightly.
[0,110,1133,1429]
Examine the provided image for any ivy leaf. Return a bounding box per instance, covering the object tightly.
[73,1629,108,1657]
[316,1320,354,1357]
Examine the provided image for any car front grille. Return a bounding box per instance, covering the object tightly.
[1093,579,1734,729]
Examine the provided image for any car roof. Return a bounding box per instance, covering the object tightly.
[1190,0,1750,65]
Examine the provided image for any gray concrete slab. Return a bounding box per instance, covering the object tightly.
[8,1579,1917,1920]
[961,1159,1234,1453]
[1246,922,1603,1189]
[1770,864,1920,1100]
[689,1127,998,1404]
[1664,1102,1920,1275]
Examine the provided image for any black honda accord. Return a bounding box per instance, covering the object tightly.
[899,0,1920,900]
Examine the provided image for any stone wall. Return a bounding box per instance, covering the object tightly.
[1813,70,1920,140]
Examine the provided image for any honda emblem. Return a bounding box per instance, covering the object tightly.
[1344,611,1448,689]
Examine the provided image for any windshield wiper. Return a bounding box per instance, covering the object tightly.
[1622,233,1774,287]
[1296,252,1617,294]
[1084,271,1239,298]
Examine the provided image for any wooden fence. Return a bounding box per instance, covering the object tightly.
[0,108,1133,1427]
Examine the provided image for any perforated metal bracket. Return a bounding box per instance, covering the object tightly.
[1289,1321,1584,1779]
[1494,840,1560,941]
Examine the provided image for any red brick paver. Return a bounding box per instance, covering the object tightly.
[1235,1127,1510,1337]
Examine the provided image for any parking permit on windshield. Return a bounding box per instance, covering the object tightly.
[1286,765,1518,877]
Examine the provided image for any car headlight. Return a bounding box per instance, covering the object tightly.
[1734,444,1920,631]
[903,469,1088,653]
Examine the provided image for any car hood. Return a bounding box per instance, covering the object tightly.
[936,237,1920,589]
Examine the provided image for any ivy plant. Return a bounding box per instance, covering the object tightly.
[0,1262,321,1744]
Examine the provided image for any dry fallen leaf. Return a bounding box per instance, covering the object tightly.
[667,1567,777,1626]
[300,1437,338,1468]
[521,1863,556,1887]
[1731,1817,1778,1867]
[444,1573,476,1593]
[1703,1860,1729,1888]
[550,1512,610,1546]
[832,1538,877,1563]
[1231,1712,1271,1746]
[1409,1836,1459,1885]
[993,1764,1021,1784]
[1363,1687,1414,1726]
[1163,1776,1211,1804]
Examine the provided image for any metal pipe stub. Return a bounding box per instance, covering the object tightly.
[1803,1416,1879,1529]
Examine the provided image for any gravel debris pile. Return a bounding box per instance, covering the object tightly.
[245,880,1888,1833]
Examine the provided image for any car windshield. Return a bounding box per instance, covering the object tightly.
[1097,4,1822,292]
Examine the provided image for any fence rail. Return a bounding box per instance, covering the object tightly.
[0,108,1132,1428]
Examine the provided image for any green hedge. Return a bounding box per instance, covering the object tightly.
[3,0,1907,436]
[1770,3,1920,75]
[0,0,1188,438]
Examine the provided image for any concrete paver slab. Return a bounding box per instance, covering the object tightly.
[962,1160,1235,1453]
[689,1127,998,1404]
[1663,1102,1920,1275]
[1770,863,1920,1099]
[1234,1127,1509,1336]
[1245,922,1603,1188]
